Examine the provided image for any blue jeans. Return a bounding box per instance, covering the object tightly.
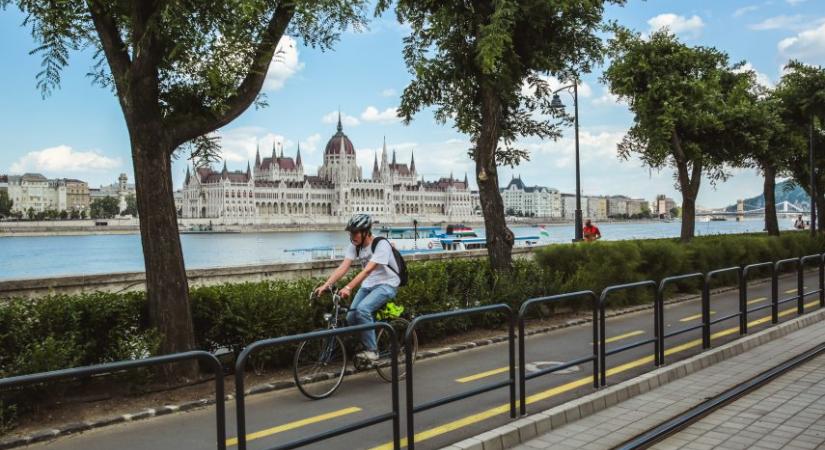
[347,284,397,351]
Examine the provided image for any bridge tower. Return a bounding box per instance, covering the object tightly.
[736,199,744,222]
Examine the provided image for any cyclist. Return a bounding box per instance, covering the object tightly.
[314,213,401,364]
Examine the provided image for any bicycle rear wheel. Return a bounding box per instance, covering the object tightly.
[375,318,418,382]
[293,335,347,399]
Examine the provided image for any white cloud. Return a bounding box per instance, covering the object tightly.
[733,62,775,88]
[264,36,305,91]
[733,5,760,18]
[778,22,825,64]
[647,14,705,38]
[381,88,397,97]
[592,89,627,107]
[322,111,360,127]
[750,14,807,30]
[300,133,322,154]
[360,106,401,124]
[9,145,121,174]
[520,75,592,99]
[216,127,295,165]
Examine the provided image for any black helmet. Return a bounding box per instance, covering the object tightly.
[346,213,373,232]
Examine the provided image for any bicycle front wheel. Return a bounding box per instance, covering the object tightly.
[375,318,418,382]
[293,335,347,400]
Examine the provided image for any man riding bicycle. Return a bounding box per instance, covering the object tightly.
[314,213,401,364]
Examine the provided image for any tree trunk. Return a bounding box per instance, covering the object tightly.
[817,195,825,234]
[763,164,780,236]
[476,85,514,272]
[131,129,197,380]
[672,133,701,243]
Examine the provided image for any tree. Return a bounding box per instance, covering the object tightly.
[59,210,69,220]
[122,194,138,217]
[774,61,825,234]
[385,0,624,271]
[90,197,120,219]
[80,209,87,220]
[6,0,372,374]
[669,207,681,218]
[26,208,35,220]
[70,209,80,220]
[603,29,749,241]
[0,191,12,217]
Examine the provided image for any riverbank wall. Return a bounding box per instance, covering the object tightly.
[0,246,539,300]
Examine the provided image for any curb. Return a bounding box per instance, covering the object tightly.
[0,272,793,449]
[444,304,825,450]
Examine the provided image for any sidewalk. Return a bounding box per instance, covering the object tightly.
[447,307,825,450]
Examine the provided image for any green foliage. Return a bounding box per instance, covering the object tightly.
[0,190,12,216]
[122,194,138,217]
[90,196,120,219]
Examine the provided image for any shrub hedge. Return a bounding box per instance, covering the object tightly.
[2,231,824,380]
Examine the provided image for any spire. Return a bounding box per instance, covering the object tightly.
[410,151,416,173]
[464,172,468,185]
[373,151,379,173]
[450,170,454,180]
[391,149,397,166]
[255,143,261,168]
[185,165,191,185]
[271,140,277,160]
[246,161,251,178]
[221,161,228,179]
[296,143,302,167]
[337,108,343,133]
[279,143,284,159]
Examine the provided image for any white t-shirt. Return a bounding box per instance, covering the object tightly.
[344,238,401,288]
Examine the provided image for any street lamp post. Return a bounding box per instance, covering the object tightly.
[811,119,817,236]
[551,81,583,242]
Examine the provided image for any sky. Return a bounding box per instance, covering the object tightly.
[1,1,824,208]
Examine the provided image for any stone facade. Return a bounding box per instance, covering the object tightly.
[181,117,474,223]
[500,176,562,217]
[5,174,92,213]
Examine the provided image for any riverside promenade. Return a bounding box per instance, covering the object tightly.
[449,306,825,450]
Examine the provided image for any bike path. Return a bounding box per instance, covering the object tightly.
[24,272,822,450]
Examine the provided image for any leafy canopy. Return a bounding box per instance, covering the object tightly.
[384,0,624,166]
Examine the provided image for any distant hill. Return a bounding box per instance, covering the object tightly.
[725,180,811,212]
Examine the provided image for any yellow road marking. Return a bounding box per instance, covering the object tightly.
[747,297,767,305]
[679,311,715,322]
[785,288,798,294]
[226,407,361,447]
[456,367,509,383]
[370,300,820,450]
[456,330,645,383]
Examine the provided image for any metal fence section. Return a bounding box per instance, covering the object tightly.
[800,254,825,311]
[703,267,744,348]
[404,304,516,450]
[775,258,802,315]
[233,323,400,450]
[742,262,778,330]
[517,291,598,415]
[657,273,704,364]
[599,281,659,386]
[0,351,227,450]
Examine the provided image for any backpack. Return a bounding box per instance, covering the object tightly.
[369,237,409,287]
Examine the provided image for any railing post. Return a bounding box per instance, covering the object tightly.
[405,326,416,450]
[654,286,662,366]
[508,310,517,419]
[701,275,711,349]
[820,253,825,308]
[772,263,779,324]
[518,312,527,416]
[599,293,607,386]
[592,298,599,389]
[739,267,747,335]
[798,258,805,315]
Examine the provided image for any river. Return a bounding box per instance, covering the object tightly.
[0,218,796,281]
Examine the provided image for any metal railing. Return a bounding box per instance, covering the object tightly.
[599,281,659,386]
[800,254,825,310]
[517,291,598,415]
[0,351,226,450]
[775,258,803,315]
[404,304,516,450]
[657,273,704,364]
[233,323,400,450]
[743,261,778,328]
[704,267,744,348]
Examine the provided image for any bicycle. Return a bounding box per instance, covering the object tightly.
[293,284,418,400]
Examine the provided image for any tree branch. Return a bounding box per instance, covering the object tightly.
[86,0,131,87]
[167,4,296,149]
